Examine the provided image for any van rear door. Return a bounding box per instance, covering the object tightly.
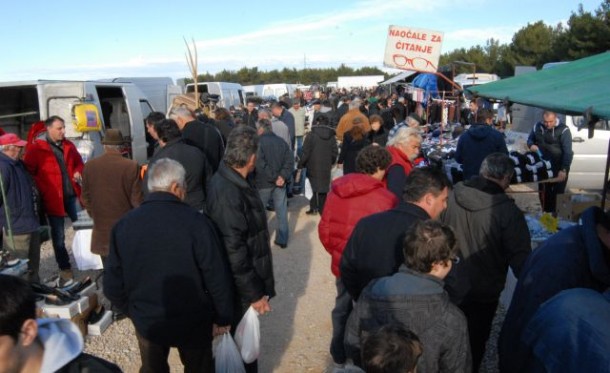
[120,84,148,164]
[40,82,86,138]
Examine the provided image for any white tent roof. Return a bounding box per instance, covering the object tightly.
[381,70,417,85]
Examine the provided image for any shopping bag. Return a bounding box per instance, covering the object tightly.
[234,306,260,363]
[72,229,103,270]
[331,165,343,181]
[213,333,246,373]
[305,178,313,200]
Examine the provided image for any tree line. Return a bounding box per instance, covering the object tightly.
[186,1,609,84]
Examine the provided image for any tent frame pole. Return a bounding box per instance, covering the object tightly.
[602,138,610,210]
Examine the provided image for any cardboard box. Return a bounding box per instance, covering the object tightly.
[557,193,602,221]
[76,296,90,314]
[71,294,98,338]
[87,310,113,336]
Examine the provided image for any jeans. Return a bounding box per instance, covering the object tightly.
[330,279,353,364]
[259,187,289,245]
[296,136,304,158]
[136,331,213,373]
[47,196,78,271]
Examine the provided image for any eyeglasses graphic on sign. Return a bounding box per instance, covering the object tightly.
[392,54,437,71]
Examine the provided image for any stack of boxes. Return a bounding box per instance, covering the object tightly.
[38,280,113,337]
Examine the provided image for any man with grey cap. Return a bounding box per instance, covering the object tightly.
[259,108,290,146]
[0,133,41,281]
[271,101,295,150]
[82,129,143,265]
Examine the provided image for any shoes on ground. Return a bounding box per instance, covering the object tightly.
[305,209,319,215]
[87,305,106,325]
[111,305,127,322]
[274,241,287,249]
[44,294,71,306]
[65,276,92,295]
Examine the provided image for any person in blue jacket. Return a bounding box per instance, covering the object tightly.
[520,288,610,373]
[454,108,508,180]
[0,133,40,282]
[498,206,610,372]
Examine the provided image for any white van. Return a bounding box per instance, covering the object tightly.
[454,73,500,92]
[185,82,245,108]
[261,83,297,99]
[243,84,264,99]
[0,80,151,164]
[105,77,182,114]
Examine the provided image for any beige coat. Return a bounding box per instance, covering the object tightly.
[336,108,370,141]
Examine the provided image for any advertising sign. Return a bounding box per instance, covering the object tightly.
[384,25,444,73]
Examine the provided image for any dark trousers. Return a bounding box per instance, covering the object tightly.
[136,332,213,373]
[47,196,78,271]
[459,300,498,373]
[330,278,353,364]
[538,176,568,213]
[310,192,327,213]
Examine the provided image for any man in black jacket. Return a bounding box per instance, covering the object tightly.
[255,119,294,248]
[340,167,451,300]
[441,152,531,372]
[242,100,259,129]
[171,107,224,172]
[206,126,275,373]
[148,119,212,211]
[104,158,233,372]
[527,110,573,213]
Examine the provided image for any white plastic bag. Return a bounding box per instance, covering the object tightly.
[234,306,260,363]
[304,178,313,200]
[213,333,246,373]
[331,165,343,181]
[72,229,103,270]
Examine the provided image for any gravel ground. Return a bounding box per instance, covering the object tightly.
[34,189,541,373]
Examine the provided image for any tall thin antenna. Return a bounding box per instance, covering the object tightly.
[304,53,306,69]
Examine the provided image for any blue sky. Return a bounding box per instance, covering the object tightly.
[0,0,602,82]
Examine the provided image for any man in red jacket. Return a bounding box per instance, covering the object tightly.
[24,116,84,286]
[318,145,398,369]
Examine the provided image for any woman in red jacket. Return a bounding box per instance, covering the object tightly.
[318,145,398,368]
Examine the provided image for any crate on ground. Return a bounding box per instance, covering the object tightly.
[556,193,602,221]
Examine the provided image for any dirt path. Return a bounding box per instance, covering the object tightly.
[37,190,542,372]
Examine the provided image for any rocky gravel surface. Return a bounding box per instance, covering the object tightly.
[34,190,541,372]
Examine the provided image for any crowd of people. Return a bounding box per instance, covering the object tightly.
[0,84,607,373]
